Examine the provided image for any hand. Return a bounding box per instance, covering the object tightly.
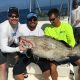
[19,44,26,52]
[19,36,35,49]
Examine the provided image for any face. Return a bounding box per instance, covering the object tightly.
[8,13,19,26]
[27,17,38,30]
[73,4,78,9]
[49,14,58,26]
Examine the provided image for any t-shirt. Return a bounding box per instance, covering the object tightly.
[43,21,76,48]
[0,20,21,53]
[17,24,44,37]
[72,6,80,27]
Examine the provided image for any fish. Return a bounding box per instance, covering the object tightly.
[20,36,80,61]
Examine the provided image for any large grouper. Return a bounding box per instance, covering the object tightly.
[20,36,80,61]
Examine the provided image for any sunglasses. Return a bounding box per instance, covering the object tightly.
[9,15,19,18]
[28,17,37,21]
[49,18,55,21]
[10,16,19,18]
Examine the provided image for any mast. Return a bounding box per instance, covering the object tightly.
[29,0,32,12]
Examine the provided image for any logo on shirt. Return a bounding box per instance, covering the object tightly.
[60,31,65,33]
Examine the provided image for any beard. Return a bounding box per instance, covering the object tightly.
[51,22,56,26]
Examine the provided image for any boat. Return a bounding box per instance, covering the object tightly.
[0,0,79,80]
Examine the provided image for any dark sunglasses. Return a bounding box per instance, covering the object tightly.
[49,18,55,21]
[28,17,37,21]
[9,15,19,18]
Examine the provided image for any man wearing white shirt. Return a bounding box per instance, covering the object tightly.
[0,7,26,80]
[71,1,80,80]
[71,0,80,44]
[13,12,50,80]
[18,21,44,36]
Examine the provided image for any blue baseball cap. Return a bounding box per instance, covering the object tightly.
[27,12,38,20]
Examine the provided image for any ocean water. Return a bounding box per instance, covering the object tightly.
[0,5,67,24]
[0,9,29,24]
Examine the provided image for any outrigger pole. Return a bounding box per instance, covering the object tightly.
[29,0,41,13]
[68,0,73,23]
[29,0,32,12]
[29,0,73,23]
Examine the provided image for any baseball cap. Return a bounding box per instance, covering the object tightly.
[8,7,19,17]
[27,12,38,20]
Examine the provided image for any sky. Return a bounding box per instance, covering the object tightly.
[0,0,29,12]
[0,0,75,12]
[0,0,52,12]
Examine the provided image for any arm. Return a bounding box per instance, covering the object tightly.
[44,27,57,39]
[65,24,76,48]
[0,24,20,53]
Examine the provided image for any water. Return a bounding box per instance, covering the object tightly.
[0,4,67,24]
[0,9,29,24]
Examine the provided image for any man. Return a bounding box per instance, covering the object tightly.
[0,7,26,80]
[13,12,50,80]
[71,0,80,44]
[43,8,80,80]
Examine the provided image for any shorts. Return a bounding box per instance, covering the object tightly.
[13,54,50,75]
[69,55,80,66]
[51,55,80,66]
[0,50,6,64]
[74,27,80,43]
[0,43,20,66]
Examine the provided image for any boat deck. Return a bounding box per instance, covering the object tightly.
[7,63,71,80]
